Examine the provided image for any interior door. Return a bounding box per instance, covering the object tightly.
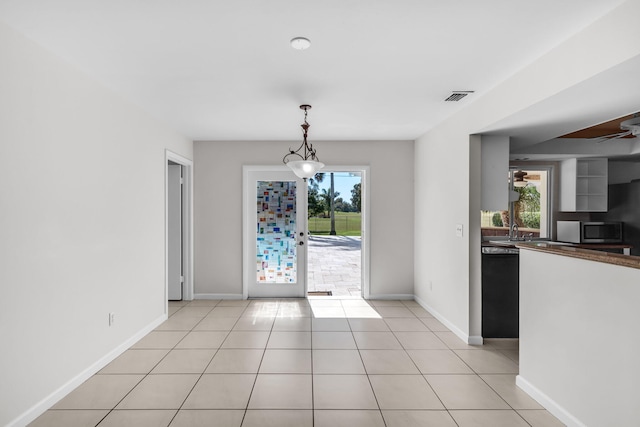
[245,169,307,298]
[167,163,183,300]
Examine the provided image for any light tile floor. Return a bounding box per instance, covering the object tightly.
[30,298,565,427]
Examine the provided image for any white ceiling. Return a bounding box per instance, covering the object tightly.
[0,0,628,142]
[483,53,640,159]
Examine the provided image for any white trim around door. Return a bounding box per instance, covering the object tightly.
[242,165,370,300]
[165,150,194,312]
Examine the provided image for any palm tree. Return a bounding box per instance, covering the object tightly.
[314,172,339,235]
[308,172,325,187]
[320,187,340,218]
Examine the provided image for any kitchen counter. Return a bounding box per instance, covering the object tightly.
[515,241,640,270]
[484,239,633,256]
[517,245,640,425]
[569,242,632,255]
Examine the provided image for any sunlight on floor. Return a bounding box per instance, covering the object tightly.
[239,298,383,320]
[308,298,381,319]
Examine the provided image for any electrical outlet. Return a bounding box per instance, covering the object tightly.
[455,224,463,237]
[109,312,115,326]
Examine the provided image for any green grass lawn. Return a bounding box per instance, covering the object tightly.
[308,212,361,236]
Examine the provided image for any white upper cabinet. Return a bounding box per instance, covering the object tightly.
[560,158,608,212]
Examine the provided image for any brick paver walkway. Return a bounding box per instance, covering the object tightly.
[307,235,361,297]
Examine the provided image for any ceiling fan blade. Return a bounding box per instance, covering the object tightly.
[594,130,633,143]
[590,131,627,140]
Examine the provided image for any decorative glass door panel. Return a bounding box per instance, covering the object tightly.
[244,168,306,298]
[256,181,297,283]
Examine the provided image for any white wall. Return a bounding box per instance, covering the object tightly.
[414,0,640,343]
[0,22,192,426]
[518,249,640,426]
[194,140,414,299]
[414,124,475,340]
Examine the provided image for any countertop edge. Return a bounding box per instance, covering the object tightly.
[515,242,640,270]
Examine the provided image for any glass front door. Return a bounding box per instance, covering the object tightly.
[245,169,307,298]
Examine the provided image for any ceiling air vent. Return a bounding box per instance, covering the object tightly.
[445,91,474,102]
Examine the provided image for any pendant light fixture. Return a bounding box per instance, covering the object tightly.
[283,104,324,179]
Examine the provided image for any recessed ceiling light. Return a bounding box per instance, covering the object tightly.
[290,37,311,50]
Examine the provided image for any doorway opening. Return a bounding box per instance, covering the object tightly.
[307,170,364,297]
[242,166,370,300]
[165,151,193,307]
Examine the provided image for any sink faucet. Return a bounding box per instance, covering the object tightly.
[510,223,519,241]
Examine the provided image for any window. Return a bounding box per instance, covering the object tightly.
[481,167,551,239]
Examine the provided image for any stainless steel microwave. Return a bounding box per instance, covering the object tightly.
[556,221,623,243]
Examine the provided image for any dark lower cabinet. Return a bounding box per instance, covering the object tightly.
[482,253,519,338]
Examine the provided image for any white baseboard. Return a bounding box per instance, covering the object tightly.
[193,293,416,301]
[194,293,243,300]
[9,314,167,427]
[413,295,482,345]
[516,375,585,427]
[367,293,414,300]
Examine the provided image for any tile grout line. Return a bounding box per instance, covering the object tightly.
[163,299,226,427]
[407,300,528,425]
[239,300,278,426]
[96,299,221,425]
[409,306,497,426]
[345,300,388,427]
[385,312,454,424]
[475,373,536,427]
[393,301,466,427]
[35,299,559,427]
